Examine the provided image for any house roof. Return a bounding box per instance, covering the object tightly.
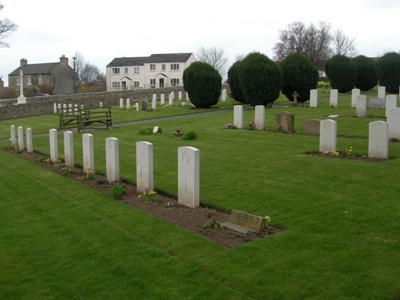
[107,53,193,67]
[9,62,60,76]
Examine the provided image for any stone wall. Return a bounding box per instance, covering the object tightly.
[0,86,186,120]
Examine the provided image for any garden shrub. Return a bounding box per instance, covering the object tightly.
[325,55,357,93]
[376,52,400,93]
[281,53,318,103]
[238,52,283,106]
[183,61,221,108]
[353,55,378,91]
[182,131,197,140]
[227,60,246,103]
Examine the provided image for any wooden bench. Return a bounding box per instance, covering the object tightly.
[221,209,267,237]
[58,106,112,132]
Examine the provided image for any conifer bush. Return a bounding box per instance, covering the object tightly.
[227,60,246,103]
[238,52,283,106]
[376,52,400,93]
[183,62,221,108]
[353,55,378,91]
[281,53,318,103]
[325,55,357,93]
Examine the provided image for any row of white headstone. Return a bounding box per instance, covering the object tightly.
[9,125,200,209]
[319,119,391,159]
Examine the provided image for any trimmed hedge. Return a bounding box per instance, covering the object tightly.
[325,55,357,93]
[353,55,378,91]
[376,52,400,94]
[227,60,246,103]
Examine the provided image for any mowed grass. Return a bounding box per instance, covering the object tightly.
[1,92,400,299]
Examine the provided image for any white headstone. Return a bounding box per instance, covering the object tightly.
[222,89,227,102]
[58,103,62,111]
[378,86,386,99]
[310,89,318,108]
[49,129,58,162]
[234,105,243,129]
[64,131,74,168]
[255,105,265,130]
[99,102,103,108]
[178,91,182,100]
[186,93,190,101]
[106,137,119,183]
[160,94,165,105]
[182,102,186,106]
[69,103,73,113]
[135,103,139,112]
[63,103,67,114]
[329,89,338,108]
[10,125,16,146]
[368,121,388,159]
[152,97,156,111]
[356,95,367,118]
[178,146,200,208]
[53,103,58,114]
[136,141,153,193]
[385,95,397,117]
[152,94,157,101]
[17,126,24,150]
[169,93,173,105]
[319,119,337,152]
[26,128,33,153]
[388,107,400,140]
[82,133,94,172]
[119,98,124,109]
[171,91,175,100]
[17,70,26,104]
[126,98,130,110]
[74,104,78,115]
[351,89,360,108]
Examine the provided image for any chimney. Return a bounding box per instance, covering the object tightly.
[60,54,68,65]
[20,58,28,66]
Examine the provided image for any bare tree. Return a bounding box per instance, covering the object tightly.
[0,3,18,48]
[196,46,229,78]
[273,21,333,68]
[72,51,105,86]
[332,29,357,57]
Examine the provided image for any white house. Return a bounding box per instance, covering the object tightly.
[106,53,196,91]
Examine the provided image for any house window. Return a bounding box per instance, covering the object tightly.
[170,63,179,70]
[150,79,156,87]
[134,81,140,88]
[16,77,20,85]
[162,64,166,71]
[124,68,128,74]
[171,78,179,86]
[38,75,43,84]
[112,67,120,74]
[27,77,32,86]
[134,67,140,74]
[112,82,121,89]
[150,64,156,71]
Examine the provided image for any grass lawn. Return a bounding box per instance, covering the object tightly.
[1,92,400,299]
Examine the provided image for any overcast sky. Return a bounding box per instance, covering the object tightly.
[1,0,400,86]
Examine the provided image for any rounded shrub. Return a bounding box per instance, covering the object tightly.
[281,53,318,103]
[227,60,246,103]
[183,61,222,108]
[238,52,283,106]
[325,55,357,93]
[353,55,378,91]
[376,52,400,93]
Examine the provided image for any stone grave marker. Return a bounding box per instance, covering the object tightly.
[106,137,119,183]
[378,86,386,99]
[126,98,131,110]
[135,103,139,112]
[142,101,148,111]
[17,126,24,150]
[292,91,299,105]
[369,97,385,109]
[330,89,338,108]
[169,93,173,105]
[221,89,227,101]
[356,95,367,117]
[234,105,243,129]
[64,131,74,168]
[17,70,26,104]
[10,125,16,146]
[388,108,400,140]
[302,119,320,136]
[152,97,156,111]
[119,98,124,109]
[26,128,33,153]
[136,141,153,193]
[82,133,94,172]
[221,209,267,236]
[160,94,165,105]
[178,91,182,100]
[319,119,337,152]
[368,121,388,159]
[49,129,58,162]
[171,91,175,100]
[310,89,318,107]
[53,103,57,114]
[255,105,265,130]
[276,111,294,133]
[351,88,360,107]
[386,95,397,117]
[178,146,200,208]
